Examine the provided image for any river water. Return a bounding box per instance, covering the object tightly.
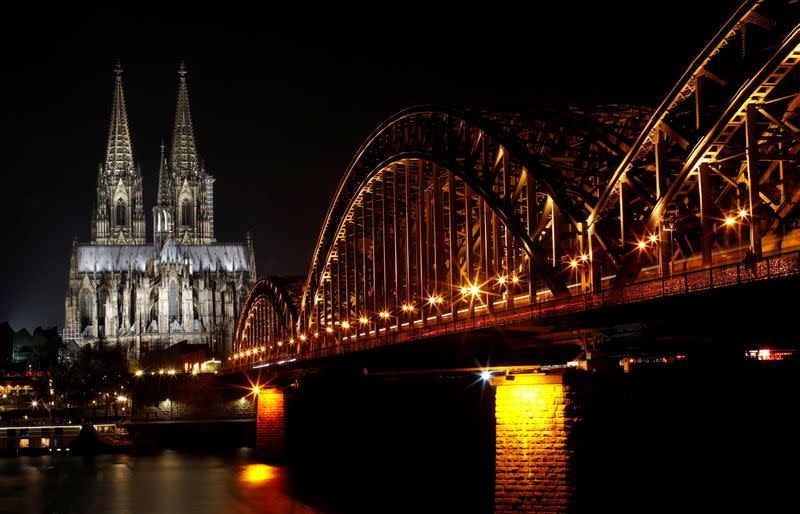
[0,449,325,514]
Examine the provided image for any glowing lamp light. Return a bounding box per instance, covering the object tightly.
[158,369,165,375]
[570,260,579,268]
[637,241,647,250]
[277,341,283,347]
[31,400,38,408]
[725,216,737,226]
[359,317,369,324]
[117,395,127,402]
[168,369,176,375]
[299,334,307,341]
[134,370,143,377]
[739,209,748,218]
[325,326,334,333]
[511,275,520,284]
[252,386,261,395]
[460,286,469,295]
[428,295,443,305]
[649,235,658,243]
[313,332,320,338]
[497,275,506,285]
[402,304,414,312]
[469,285,480,297]
[342,321,352,329]
[379,311,391,319]
[480,371,492,381]
[580,254,589,262]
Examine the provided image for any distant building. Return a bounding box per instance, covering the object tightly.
[63,63,256,361]
[11,327,59,366]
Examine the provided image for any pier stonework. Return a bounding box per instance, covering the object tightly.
[493,373,575,513]
[256,388,285,460]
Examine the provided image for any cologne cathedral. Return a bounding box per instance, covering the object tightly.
[63,63,256,361]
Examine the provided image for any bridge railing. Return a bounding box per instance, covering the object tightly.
[246,251,800,368]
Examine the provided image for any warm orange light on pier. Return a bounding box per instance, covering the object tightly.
[493,374,571,512]
[240,463,276,485]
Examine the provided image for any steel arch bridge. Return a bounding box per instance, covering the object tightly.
[232,0,800,368]
[233,277,297,359]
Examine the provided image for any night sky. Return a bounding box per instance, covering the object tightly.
[0,1,737,330]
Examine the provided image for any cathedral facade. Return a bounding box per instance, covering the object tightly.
[63,63,256,361]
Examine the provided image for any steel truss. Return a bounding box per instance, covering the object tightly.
[233,0,799,366]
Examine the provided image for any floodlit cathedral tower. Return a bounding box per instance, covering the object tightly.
[92,62,146,245]
[64,63,257,363]
[154,63,215,247]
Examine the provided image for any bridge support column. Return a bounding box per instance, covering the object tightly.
[256,388,285,461]
[493,372,576,513]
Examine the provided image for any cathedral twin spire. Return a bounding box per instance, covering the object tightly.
[105,60,200,180]
[94,61,214,246]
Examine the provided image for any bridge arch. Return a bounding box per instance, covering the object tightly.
[233,277,297,361]
[288,104,649,354]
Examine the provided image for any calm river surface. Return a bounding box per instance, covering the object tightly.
[0,449,325,514]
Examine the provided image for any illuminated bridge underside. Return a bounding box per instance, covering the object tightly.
[234,0,800,368]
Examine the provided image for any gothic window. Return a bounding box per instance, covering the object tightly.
[181,199,192,227]
[98,288,108,327]
[79,291,92,330]
[130,287,137,327]
[118,287,124,327]
[168,280,179,319]
[116,198,126,226]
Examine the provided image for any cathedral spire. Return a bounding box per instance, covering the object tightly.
[170,61,200,177]
[105,61,135,175]
[157,140,171,206]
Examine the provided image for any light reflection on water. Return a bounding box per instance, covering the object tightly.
[0,449,322,514]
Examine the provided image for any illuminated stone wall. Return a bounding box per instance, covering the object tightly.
[256,388,285,460]
[494,373,575,513]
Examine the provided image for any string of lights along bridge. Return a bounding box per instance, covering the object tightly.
[233,0,800,369]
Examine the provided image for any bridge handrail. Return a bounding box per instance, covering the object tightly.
[242,250,800,368]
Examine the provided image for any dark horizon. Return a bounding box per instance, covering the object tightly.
[0,0,738,330]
